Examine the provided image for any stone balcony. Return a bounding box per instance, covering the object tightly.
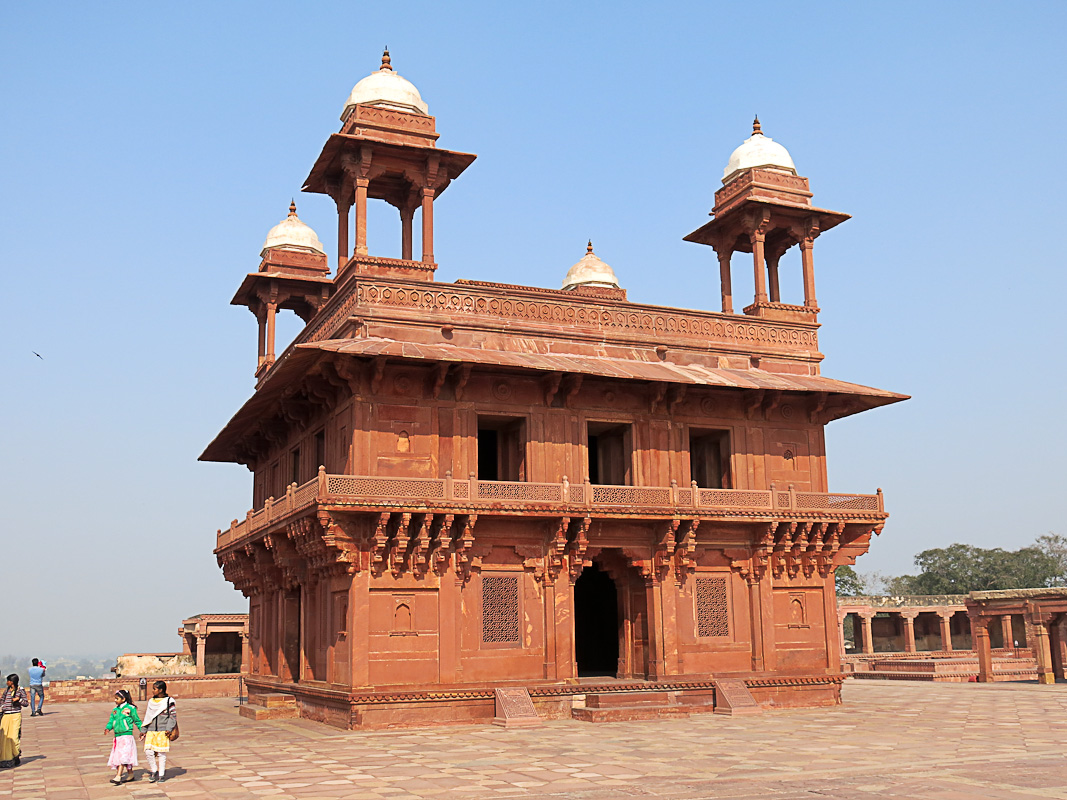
[215,469,885,552]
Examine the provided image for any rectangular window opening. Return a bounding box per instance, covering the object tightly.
[290,448,301,486]
[587,421,632,485]
[690,429,731,489]
[477,416,526,481]
[314,430,326,474]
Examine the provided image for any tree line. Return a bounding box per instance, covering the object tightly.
[836,533,1067,596]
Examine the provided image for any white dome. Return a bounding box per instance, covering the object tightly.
[341,49,429,120]
[723,118,796,183]
[562,242,620,291]
[261,201,325,256]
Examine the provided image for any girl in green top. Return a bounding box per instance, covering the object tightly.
[104,690,142,784]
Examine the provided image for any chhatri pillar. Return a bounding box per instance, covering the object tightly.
[684,117,846,321]
[303,49,475,285]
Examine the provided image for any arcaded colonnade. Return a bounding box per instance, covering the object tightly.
[178,614,251,676]
[966,588,1067,684]
[837,596,977,654]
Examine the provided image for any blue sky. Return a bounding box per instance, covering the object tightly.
[2,1,1065,654]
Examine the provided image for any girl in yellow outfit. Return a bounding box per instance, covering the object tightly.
[139,681,177,783]
[0,674,28,768]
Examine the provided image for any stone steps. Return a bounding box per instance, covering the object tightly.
[239,692,298,720]
[573,691,713,722]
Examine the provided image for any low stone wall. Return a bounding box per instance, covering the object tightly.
[48,674,243,703]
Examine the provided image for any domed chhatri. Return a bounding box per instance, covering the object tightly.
[341,48,430,121]
[722,117,796,183]
[261,201,325,256]
[562,240,620,291]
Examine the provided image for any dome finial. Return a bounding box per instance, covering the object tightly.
[381,47,393,71]
[752,115,762,136]
[288,199,297,217]
[587,239,594,254]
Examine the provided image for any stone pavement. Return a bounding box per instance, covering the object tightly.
[3,681,1066,800]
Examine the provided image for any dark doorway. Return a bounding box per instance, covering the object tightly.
[574,563,619,677]
[587,422,632,485]
[690,429,731,489]
[282,589,301,682]
[204,632,242,674]
[477,416,526,481]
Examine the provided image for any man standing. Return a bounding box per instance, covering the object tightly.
[27,660,45,717]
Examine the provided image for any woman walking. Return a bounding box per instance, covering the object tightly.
[104,689,142,784]
[0,674,28,768]
[139,681,177,783]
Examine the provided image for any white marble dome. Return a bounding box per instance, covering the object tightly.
[341,49,429,121]
[722,118,796,183]
[562,242,620,291]
[261,201,325,256]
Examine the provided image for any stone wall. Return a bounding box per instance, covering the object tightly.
[842,595,968,608]
[47,674,241,703]
[115,653,196,676]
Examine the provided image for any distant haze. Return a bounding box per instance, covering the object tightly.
[1,1,1064,654]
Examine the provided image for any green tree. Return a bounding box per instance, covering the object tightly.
[834,565,865,596]
[884,574,921,595]
[899,542,1061,594]
[1035,533,1067,586]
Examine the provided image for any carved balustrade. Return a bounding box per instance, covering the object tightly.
[216,470,884,552]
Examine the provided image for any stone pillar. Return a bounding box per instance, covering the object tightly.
[938,612,953,651]
[421,186,435,264]
[265,301,277,364]
[767,251,782,303]
[716,250,733,313]
[901,610,918,653]
[799,237,817,308]
[400,203,415,261]
[748,578,766,671]
[239,632,251,674]
[1000,614,1014,650]
[542,576,557,680]
[438,572,460,684]
[838,611,848,655]
[750,227,768,304]
[195,633,207,676]
[1033,619,1056,685]
[1050,617,1067,681]
[256,308,266,368]
[336,199,350,271]
[349,569,370,687]
[354,178,369,256]
[972,616,993,682]
[860,612,875,654]
[645,578,666,680]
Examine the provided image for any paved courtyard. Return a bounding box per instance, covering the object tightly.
[3,681,1066,800]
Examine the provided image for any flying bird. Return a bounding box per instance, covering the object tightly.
[32,351,43,359]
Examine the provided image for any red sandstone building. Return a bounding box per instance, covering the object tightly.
[203,52,907,728]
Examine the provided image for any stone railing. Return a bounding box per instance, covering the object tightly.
[216,471,884,551]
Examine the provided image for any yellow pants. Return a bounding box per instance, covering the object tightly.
[0,712,20,764]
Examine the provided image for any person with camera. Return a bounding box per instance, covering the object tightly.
[27,659,45,717]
